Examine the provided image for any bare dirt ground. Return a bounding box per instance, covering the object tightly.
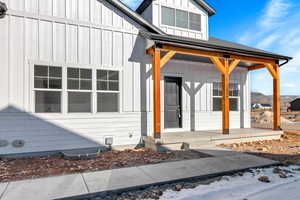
[0,149,210,183]
[220,131,300,164]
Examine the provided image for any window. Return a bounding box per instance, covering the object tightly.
[189,13,201,31]
[34,65,62,113]
[176,10,188,29]
[162,6,175,26]
[97,70,119,112]
[212,82,239,111]
[161,7,202,32]
[67,68,92,113]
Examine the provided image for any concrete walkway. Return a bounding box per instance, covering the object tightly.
[0,149,278,200]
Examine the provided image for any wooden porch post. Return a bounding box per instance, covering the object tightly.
[152,48,161,138]
[273,64,281,130]
[222,59,230,134]
[210,57,239,134]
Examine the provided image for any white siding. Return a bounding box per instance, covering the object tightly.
[0,0,145,155]
[0,0,251,156]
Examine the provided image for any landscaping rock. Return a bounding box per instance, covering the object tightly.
[174,184,183,191]
[258,176,270,183]
[279,172,288,178]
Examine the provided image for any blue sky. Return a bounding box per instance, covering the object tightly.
[122,0,300,95]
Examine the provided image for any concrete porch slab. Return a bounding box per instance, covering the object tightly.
[161,128,283,148]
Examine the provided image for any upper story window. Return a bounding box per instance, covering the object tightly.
[189,13,202,31]
[161,6,201,32]
[162,6,175,26]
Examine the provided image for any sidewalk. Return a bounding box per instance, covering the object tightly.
[0,148,278,200]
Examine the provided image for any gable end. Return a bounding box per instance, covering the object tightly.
[136,0,216,16]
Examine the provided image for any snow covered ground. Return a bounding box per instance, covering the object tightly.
[160,166,300,200]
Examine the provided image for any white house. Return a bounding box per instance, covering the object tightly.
[0,0,292,156]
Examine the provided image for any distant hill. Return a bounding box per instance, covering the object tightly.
[251,92,300,109]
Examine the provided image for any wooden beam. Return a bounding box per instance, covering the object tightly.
[248,64,266,71]
[160,51,176,68]
[228,59,240,74]
[210,56,226,74]
[265,63,278,79]
[273,64,281,130]
[161,45,224,59]
[222,59,230,134]
[230,55,276,66]
[146,47,154,56]
[152,49,161,139]
[160,44,277,66]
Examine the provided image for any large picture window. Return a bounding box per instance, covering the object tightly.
[67,68,92,113]
[33,65,121,114]
[97,70,119,112]
[213,82,239,111]
[34,65,62,113]
[161,6,201,31]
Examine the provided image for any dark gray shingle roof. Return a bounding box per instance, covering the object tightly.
[106,0,164,34]
[140,31,292,61]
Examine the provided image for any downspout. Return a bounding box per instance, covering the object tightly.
[279,58,291,67]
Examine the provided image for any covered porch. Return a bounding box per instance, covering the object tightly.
[142,31,292,139]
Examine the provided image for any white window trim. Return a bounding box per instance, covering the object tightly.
[211,80,240,112]
[29,61,122,115]
[32,65,63,113]
[96,69,121,113]
[67,67,93,113]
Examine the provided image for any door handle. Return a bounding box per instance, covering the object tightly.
[177,108,181,119]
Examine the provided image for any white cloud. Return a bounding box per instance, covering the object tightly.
[237,0,300,95]
[283,83,296,88]
[256,34,280,49]
[259,0,291,29]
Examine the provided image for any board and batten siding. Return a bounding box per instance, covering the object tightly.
[146,0,209,40]
[0,0,251,156]
[0,0,149,155]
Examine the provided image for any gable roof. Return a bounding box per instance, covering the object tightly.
[291,98,300,104]
[136,0,216,16]
[106,0,291,63]
[106,0,165,34]
[140,31,292,62]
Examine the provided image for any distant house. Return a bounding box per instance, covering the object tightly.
[290,99,300,111]
[252,103,272,110]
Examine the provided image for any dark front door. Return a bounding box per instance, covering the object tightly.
[164,77,182,129]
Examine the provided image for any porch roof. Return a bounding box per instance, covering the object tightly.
[140,31,292,65]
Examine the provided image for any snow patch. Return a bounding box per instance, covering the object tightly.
[160,166,300,200]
